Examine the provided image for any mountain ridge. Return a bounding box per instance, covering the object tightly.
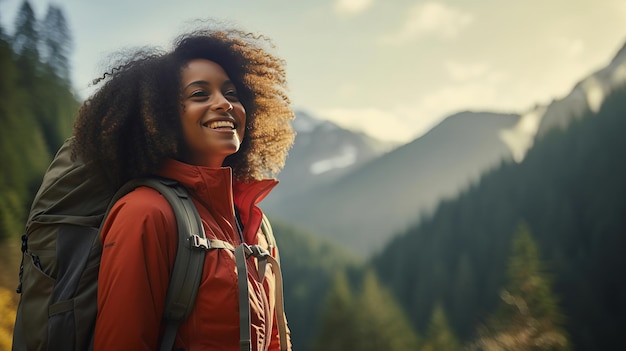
[266,38,626,256]
[268,110,520,254]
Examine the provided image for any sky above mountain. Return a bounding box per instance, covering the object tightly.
[2,0,626,143]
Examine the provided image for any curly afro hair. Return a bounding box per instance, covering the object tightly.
[73,23,295,188]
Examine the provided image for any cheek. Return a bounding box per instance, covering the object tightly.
[237,108,247,140]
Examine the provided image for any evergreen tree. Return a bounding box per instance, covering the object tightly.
[420,303,461,351]
[356,270,420,351]
[313,270,420,351]
[12,1,39,58]
[12,0,40,86]
[0,5,78,241]
[41,4,72,82]
[0,16,5,41]
[313,271,359,351]
[0,33,49,241]
[469,223,570,350]
[451,254,478,335]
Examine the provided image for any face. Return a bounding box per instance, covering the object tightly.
[179,59,246,167]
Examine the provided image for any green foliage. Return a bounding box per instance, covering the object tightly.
[421,303,461,351]
[372,85,626,350]
[12,1,39,59]
[271,219,364,351]
[41,5,72,81]
[0,4,79,241]
[313,270,420,351]
[312,271,359,351]
[468,223,570,351]
[500,223,565,327]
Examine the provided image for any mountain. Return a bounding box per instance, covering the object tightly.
[266,39,626,256]
[538,41,626,136]
[371,84,626,350]
[262,110,396,209]
[500,40,626,162]
[270,111,520,255]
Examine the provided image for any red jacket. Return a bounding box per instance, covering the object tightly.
[94,159,291,351]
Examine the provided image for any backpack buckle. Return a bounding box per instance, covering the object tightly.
[190,234,210,250]
[245,244,269,259]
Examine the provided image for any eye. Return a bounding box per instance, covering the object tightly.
[224,89,240,101]
[190,90,208,99]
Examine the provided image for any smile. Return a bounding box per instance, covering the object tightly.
[203,120,235,130]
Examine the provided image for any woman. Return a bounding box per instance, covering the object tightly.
[73,24,295,350]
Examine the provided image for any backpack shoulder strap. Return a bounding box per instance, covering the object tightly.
[260,214,279,259]
[108,177,207,351]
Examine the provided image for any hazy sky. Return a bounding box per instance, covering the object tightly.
[2,0,626,142]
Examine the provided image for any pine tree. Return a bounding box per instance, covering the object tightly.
[420,303,461,351]
[12,0,40,87]
[469,223,571,350]
[41,4,72,82]
[356,270,420,351]
[12,1,39,58]
[313,270,420,351]
[0,17,5,41]
[313,271,359,351]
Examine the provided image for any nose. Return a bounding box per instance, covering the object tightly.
[211,93,233,112]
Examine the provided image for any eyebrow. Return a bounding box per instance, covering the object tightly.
[183,80,235,91]
[183,80,209,90]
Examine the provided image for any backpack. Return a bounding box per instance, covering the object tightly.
[12,137,286,351]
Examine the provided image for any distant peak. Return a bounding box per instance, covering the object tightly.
[610,39,626,65]
[292,110,324,132]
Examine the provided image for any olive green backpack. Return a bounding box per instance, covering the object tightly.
[12,137,281,351]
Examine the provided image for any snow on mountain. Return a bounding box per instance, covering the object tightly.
[310,144,358,175]
[501,41,626,162]
[291,111,337,133]
[537,41,626,136]
[499,105,546,162]
[262,110,395,211]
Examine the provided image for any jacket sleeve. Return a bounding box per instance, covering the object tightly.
[94,188,177,351]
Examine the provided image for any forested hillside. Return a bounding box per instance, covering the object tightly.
[0,1,78,242]
[372,85,626,350]
[0,3,79,348]
[270,219,364,351]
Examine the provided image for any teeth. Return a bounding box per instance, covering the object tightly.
[206,120,235,129]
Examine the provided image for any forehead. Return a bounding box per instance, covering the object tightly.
[181,59,231,85]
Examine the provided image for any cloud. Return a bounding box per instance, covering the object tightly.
[315,76,513,144]
[334,0,375,16]
[412,83,502,118]
[380,1,474,45]
[316,107,416,143]
[549,36,585,58]
[444,60,490,82]
[393,83,506,139]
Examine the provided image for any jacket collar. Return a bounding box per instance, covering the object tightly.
[157,159,278,243]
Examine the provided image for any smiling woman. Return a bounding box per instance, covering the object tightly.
[74,26,294,188]
[67,22,296,351]
[179,59,247,167]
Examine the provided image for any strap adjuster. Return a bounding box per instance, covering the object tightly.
[243,244,269,258]
[190,234,210,250]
